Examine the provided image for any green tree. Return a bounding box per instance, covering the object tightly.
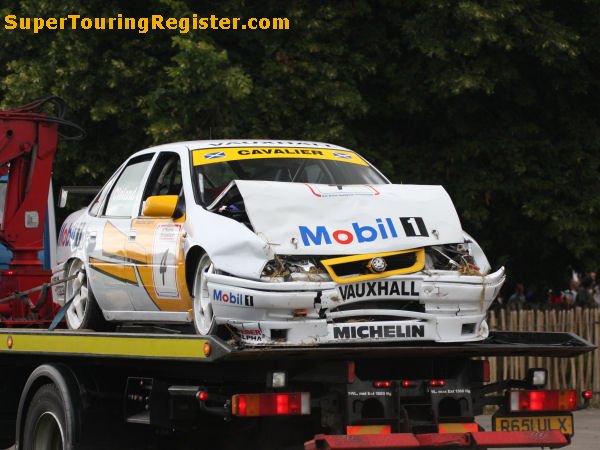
[1,0,600,293]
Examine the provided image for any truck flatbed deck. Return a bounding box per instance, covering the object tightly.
[0,329,593,362]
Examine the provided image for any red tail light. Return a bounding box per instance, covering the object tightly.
[231,392,310,416]
[347,361,355,384]
[430,379,446,387]
[482,360,490,382]
[373,381,391,388]
[583,390,593,400]
[509,390,577,412]
[401,380,417,388]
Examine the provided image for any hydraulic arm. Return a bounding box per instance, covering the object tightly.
[0,97,82,323]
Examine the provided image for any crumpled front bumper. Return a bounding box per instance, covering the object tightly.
[206,267,505,346]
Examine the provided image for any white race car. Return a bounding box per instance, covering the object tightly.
[53,140,505,345]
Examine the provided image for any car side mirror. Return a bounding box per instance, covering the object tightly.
[143,195,178,217]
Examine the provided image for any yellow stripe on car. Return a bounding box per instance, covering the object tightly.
[192,147,369,166]
[89,257,138,284]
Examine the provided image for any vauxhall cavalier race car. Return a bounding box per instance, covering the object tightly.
[53,140,505,345]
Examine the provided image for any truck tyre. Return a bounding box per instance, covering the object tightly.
[192,253,216,335]
[65,259,111,331]
[22,384,68,450]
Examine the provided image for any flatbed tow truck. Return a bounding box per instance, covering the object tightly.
[0,328,594,449]
[0,99,595,449]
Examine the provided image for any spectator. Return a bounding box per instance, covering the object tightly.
[576,275,596,307]
[548,289,564,306]
[561,279,578,307]
[507,283,526,306]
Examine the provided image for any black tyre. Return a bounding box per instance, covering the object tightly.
[65,259,112,331]
[22,384,67,450]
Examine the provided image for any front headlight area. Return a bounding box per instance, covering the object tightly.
[424,237,491,275]
[261,256,332,282]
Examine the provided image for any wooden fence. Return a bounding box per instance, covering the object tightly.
[487,307,599,400]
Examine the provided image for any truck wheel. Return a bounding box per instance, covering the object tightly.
[192,254,216,335]
[65,259,111,331]
[22,384,67,450]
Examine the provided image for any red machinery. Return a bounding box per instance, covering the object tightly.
[0,98,82,325]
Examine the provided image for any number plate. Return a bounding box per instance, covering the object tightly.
[493,415,573,435]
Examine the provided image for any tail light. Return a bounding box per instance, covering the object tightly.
[430,379,446,387]
[482,360,490,382]
[583,390,593,400]
[401,380,417,388]
[508,390,577,412]
[347,361,355,384]
[373,381,391,388]
[231,392,310,416]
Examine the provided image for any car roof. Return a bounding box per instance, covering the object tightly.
[142,139,355,153]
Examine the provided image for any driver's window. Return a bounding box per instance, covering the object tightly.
[140,152,184,214]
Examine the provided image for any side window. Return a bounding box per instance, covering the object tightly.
[88,191,103,217]
[88,168,122,217]
[103,155,152,217]
[140,153,184,215]
[143,153,183,199]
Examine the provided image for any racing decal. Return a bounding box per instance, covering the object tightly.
[212,289,254,307]
[127,220,190,310]
[399,217,429,237]
[97,220,192,312]
[192,147,368,166]
[151,224,182,299]
[305,184,380,198]
[332,152,353,160]
[339,280,419,300]
[102,221,135,262]
[88,256,138,285]
[299,217,428,247]
[58,221,86,248]
[204,151,226,160]
[332,324,426,340]
[237,328,265,342]
[205,140,338,148]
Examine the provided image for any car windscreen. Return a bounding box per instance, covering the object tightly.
[191,148,388,205]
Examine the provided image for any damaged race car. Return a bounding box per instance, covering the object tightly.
[53,140,505,345]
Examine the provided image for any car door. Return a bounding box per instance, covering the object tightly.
[87,154,153,314]
[124,152,192,314]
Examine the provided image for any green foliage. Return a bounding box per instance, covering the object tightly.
[1,0,600,293]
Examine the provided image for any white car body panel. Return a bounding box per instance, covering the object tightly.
[52,139,506,345]
[236,180,464,255]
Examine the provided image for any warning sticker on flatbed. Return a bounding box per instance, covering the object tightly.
[493,414,573,435]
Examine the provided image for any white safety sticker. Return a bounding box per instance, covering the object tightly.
[152,223,181,299]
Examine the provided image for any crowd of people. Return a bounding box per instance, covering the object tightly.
[498,272,600,308]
